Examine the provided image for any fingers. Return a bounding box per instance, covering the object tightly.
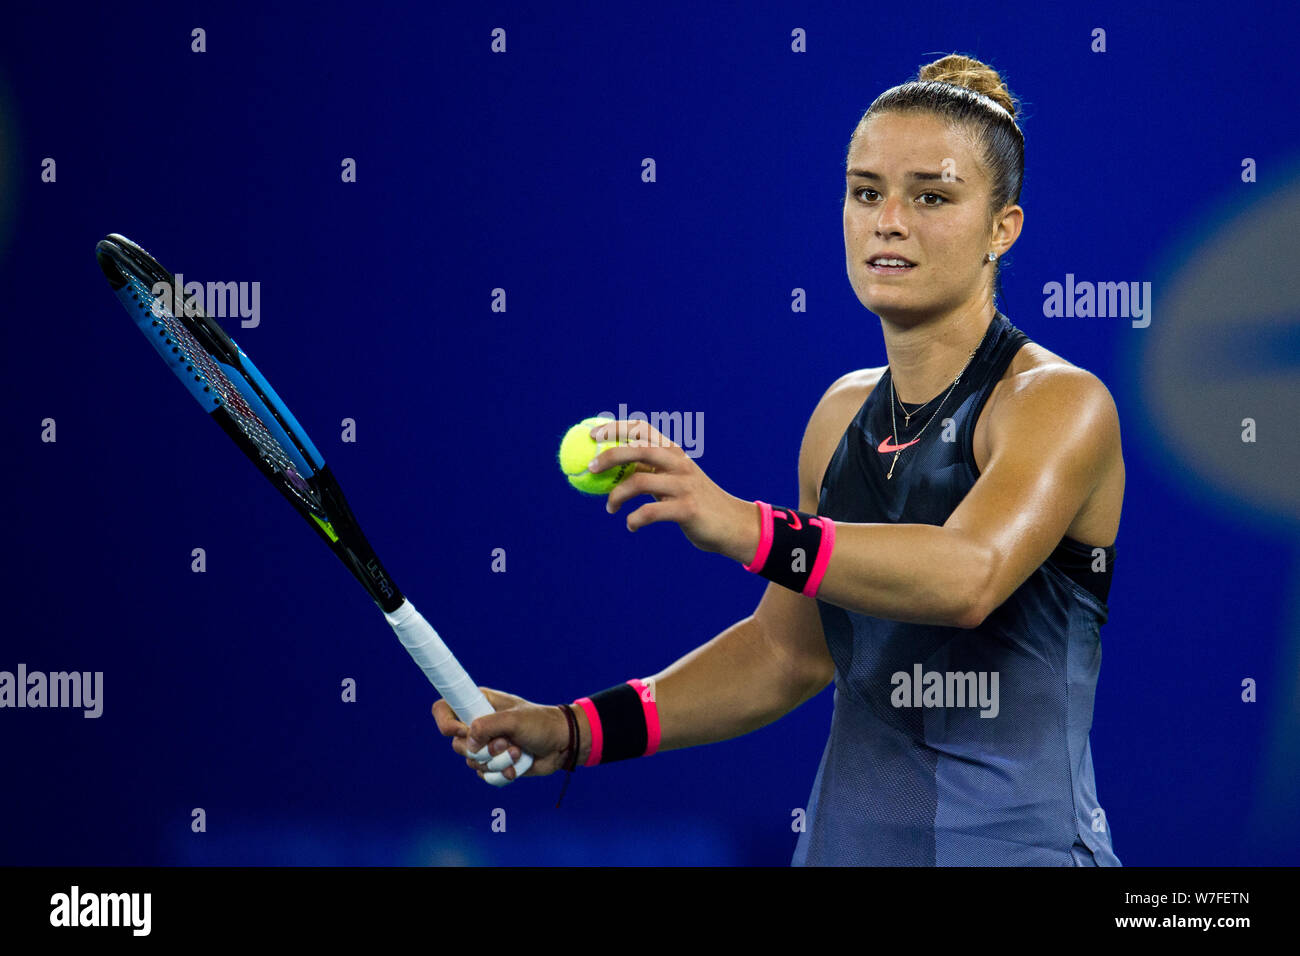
[486,735,522,763]
[585,425,704,532]
[465,711,521,754]
[464,734,524,780]
[465,739,519,767]
[477,687,521,711]
[465,716,527,770]
[435,687,517,744]
[590,419,675,448]
[478,764,518,787]
[432,699,466,739]
[486,746,521,773]
[588,420,684,474]
[588,440,682,479]
[434,696,521,764]
[467,756,520,785]
[606,470,678,513]
[622,499,681,532]
[438,690,564,784]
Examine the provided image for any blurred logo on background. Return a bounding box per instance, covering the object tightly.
[1141,171,1300,523]
[1140,160,1300,857]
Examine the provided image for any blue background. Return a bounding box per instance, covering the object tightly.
[2,2,1297,865]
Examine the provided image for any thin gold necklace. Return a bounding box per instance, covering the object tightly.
[886,343,980,480]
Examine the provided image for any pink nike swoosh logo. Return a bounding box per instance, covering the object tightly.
[775,508,801,530]
[877,436,921,453]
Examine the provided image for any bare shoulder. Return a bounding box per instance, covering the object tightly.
[797,367,885,509]
[990,342,1119,434]
[978,341,1125,544]
[828,366,888,394]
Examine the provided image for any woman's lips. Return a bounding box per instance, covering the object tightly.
[866,261,917,275]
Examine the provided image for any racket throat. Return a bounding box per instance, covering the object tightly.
[310,513,339,542]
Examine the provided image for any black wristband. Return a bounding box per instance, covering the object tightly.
[742,501,837,596]
[587,682,647,763]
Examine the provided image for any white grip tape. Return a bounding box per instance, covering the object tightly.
[384,599,534,786]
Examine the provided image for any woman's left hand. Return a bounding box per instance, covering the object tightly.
[588,419,757,561]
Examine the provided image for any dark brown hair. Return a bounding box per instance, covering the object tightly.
[848,54,1025,297]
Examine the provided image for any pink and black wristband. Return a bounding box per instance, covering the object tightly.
[743,501,837,597]
[573,679,659,767]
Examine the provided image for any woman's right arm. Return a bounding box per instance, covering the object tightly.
[432,372,872,778]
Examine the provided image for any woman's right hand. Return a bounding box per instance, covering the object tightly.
[432,687,576,782]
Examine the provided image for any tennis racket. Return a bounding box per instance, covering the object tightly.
[95,233,531,785]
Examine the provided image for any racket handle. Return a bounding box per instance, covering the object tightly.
[384,599,535,787]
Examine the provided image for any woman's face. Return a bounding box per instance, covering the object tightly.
[843,110,1012,322]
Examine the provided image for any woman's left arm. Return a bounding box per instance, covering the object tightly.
[808,366,1121,627]
[593,373,1121,629]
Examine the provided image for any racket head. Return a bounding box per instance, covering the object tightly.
[96,233,404,611]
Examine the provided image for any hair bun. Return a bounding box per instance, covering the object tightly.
[918,54,1018,118]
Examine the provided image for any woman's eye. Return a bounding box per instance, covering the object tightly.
[852,187,946,205]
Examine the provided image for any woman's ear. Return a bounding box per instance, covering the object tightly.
[992,204,1024,257]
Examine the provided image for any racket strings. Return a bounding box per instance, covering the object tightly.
[128,276,322,514]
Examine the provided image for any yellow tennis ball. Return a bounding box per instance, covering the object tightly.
[558,417,636,495]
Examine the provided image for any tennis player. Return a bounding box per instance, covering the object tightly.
[434,54,1124,866]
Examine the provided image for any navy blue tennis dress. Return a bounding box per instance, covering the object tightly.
[792,312,1120,866]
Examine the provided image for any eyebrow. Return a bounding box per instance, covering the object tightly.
[846,168,966,184]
